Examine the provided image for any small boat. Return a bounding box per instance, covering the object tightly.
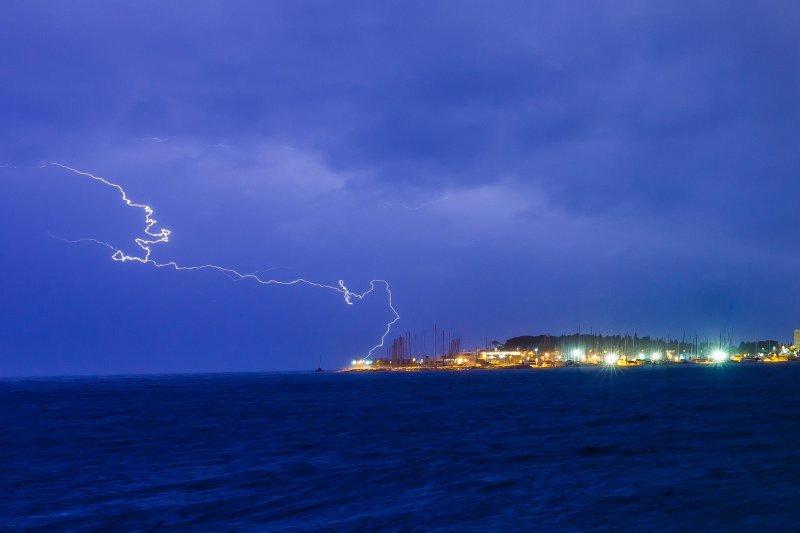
[315,354,324,373]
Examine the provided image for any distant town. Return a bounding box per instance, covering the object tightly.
[347,329,800,371]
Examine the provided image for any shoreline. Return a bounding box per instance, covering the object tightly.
[340,358,797,372]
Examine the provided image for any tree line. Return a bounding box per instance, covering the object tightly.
[501,334,784,354]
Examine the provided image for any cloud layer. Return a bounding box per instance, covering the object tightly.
[1,1,799,373]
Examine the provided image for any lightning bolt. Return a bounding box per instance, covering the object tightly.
[47,162,400,359]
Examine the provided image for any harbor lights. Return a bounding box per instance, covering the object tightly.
[571,348,584,361]
[710,350,728,363]
[651,351,662,361]
[604,353,619,365]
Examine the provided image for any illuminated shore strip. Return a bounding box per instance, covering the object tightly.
[346,355,798,371]
[348,345,800,370]
[49,162,400,358]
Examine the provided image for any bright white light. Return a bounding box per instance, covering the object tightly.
[571,348,583,358]
[651,352,661,361]
[711,350,728,362]
[352,360,357,365]
[604,353,618,365]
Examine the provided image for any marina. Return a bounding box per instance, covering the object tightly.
[347,329,800,371]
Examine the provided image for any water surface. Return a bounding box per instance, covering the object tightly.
[2,365,799,530]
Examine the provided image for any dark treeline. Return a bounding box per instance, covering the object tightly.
[503,334,786,355]
[503,334,693,354]
[737,340,782,354]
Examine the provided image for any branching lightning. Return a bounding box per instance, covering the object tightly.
[47,162,399,358]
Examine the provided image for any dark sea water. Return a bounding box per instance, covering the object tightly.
[3,365,800,531]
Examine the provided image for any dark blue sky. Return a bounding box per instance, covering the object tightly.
[2,1,799,375]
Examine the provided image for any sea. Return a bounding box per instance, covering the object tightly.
[2,365,800,531]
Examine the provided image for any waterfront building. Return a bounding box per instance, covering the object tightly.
[795,329,800,349]
[478,351,524,365]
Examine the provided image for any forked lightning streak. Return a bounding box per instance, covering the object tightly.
[48,162,399,358]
